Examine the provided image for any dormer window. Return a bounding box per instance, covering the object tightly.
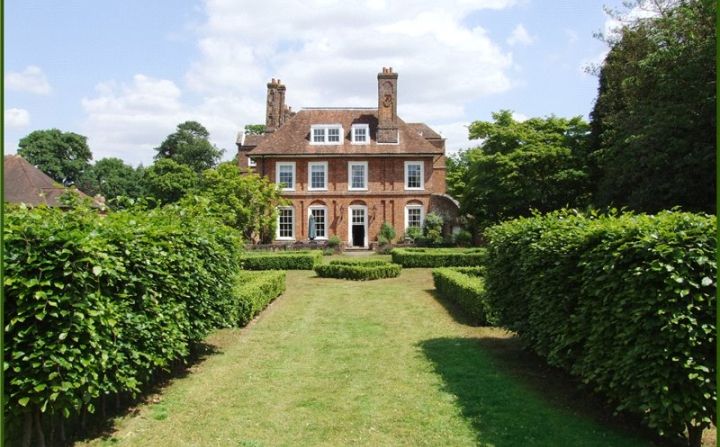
[351,124,370,144]
[311,124,343,144]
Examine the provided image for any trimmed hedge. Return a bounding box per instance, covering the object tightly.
[4,203,243,443]
[432,267,492,325]
[483,210,716,444]
[240,250,323,270]
[390,247,486,268]
[234,271,286,326]
[314,259,402,280]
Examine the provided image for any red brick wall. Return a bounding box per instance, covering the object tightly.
[256,156,446,246]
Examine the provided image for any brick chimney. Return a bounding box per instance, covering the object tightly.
[265,78,286,133]
[377,67,399,143]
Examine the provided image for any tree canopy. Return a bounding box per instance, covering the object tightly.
[17,129,93,183]
[448,110,591,229]
[142,158,196,204]
[589,0,715,213]
[193,162,286,242]
[154,121,224,174]
[78,158,145,201]
[244,124,266,135]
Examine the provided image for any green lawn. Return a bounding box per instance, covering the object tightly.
[78,268,657,447]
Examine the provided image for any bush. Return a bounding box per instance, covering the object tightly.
[378,221,396,245]
[483,210,716,444]
[403,226,423,243]
[3,203,242,443]
[453,229,472,247]
[432,267,493,325]
[327,235,342,250]
[240,250,323,270]
[422,212,444,245]
[234,271,286,326]
[390,247,487,268]
[314,259,402,280]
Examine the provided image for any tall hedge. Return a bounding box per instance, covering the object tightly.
[4,203,242,444]
[483,210,716,445]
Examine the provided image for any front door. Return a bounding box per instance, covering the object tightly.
[350,207,366,247]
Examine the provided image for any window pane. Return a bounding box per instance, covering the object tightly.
[351,164,365,189]
[327,128,340,142]
[407,208,422,228]
[407,163,421,188]
[352,209,364,224]
[313,128,325,142]
[310,164,326,189]
[279,165,294,188]
[279,208,293,238]
[354,127,367,142]
[311,208,326,238]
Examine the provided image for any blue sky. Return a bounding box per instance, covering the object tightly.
[5,0,625,167]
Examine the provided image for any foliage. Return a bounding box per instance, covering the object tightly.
[447,110,591,229]
[17,128,93,183]
[155,121,224,174]
[453,229,472,247]
[314,260,401,281]
[391,248,487,268]
[483,209,716,445]
[3,202,242,444]
[403,226,423,243]
[194,162,285,241]
[142,158,196,204]
[327,235,342,250]
[378,222,396,245]
[589,0,715,213]
[244,124,266,135]
[421,212,444,245]
[78,157,145,200]
[240,251,323,270]
[234,271,286,326]
[432,267,493,325]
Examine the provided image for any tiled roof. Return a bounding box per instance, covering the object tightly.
[248,109,443,156]
[406,123,442,140]
[4,155,101,207]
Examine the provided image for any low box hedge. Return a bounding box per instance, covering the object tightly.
[315,259,402,280]
[240,250,323,270]
[483,210,716,445]
[432,267,493,325]
[234,270,286,326]
[390,247,487,268]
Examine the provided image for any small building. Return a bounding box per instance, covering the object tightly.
[237,68,459,248]
[4,154,104,208]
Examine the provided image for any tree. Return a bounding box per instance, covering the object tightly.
[142,159,196,204]
[244,124,266,135]
[194,162,286,242]
[17,129,93,183]
[155,121,224,174]
[448,111,591,229]
[589,0,715,213]
[78,158,145,200]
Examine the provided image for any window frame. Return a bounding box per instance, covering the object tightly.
[307,161,328,191]
[276,206,295,240]
[404,204,424,230]
[404,160,424,191]
[308,205,328,240]
[247,156,256,168]
[347,161,369,191]
[310,124,344,145]
[351,124,370,144]
[275,161,296,191]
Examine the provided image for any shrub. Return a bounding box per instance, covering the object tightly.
[234,271,286,326]
[453,229,472,247]
[314,259,402,280]
[327,235,342,250]
[483,210,716,444]
[390,247,487,268]
[240,250,323,270]
[432,267,493,325]
[422,212,444,245]
[3,203,242,444]
[378,222,396,245]
[403,226,423,243]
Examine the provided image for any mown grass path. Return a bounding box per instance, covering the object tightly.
[79,268,655,447]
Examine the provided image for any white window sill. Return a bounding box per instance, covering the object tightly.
[349,188,368,191]
[308,187,328,191]
[404,187,424,191]
[276,237,295,241]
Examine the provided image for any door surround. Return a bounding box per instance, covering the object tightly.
[347,204,368,248]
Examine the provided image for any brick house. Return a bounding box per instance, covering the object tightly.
[237,67,458,248]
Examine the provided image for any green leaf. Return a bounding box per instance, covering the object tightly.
[92,266,102,276]
[18,397,30,407]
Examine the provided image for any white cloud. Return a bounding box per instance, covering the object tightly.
[507,24,534,47]
[511,111,528,122]
[5,108,30,128]
[6,66,51,94]
[432,121,474,155]
[81,0,520,166]
[603,2,660,39]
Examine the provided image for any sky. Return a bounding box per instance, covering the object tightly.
[5,0,629,167]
